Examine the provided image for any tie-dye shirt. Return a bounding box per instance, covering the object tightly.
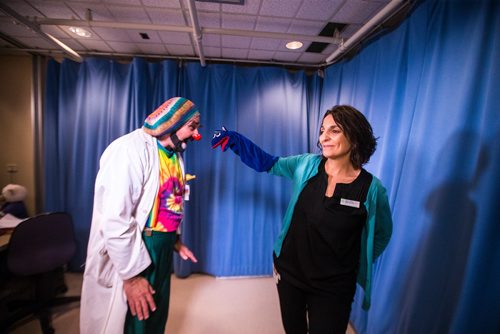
[145,142,185,232]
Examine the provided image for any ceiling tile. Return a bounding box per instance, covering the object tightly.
[78,40,115,53]
[222,14,256,30]
[194,1,221,11]
[287,19,324,35]
[137,43,168,55]
[158,31,192,45]
[166,44,195,56]
[221,35,251,48]
[104,0,142,5]
[203,45,222,58]
[65,3,114,21]
[1,0,41,17]
[222,0,260,15]
[296,0,344,21]
[203,33,221,47]
[222,47,248,59]
[107,41,141,54]
[298,52,326,63]
[255,16,291,33]
[247,49,275,60]
[273,50,301,62]
[142,0,182,9]
[91,27,131,42]
[27,1,76,19]
[335,0,387,24]
[259,0,301,18]
[146,8,187,25]
[108,6,151,24]
[198,12,221,28]
[250,37,282,51]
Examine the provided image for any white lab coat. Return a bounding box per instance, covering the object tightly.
[80,129,161,334]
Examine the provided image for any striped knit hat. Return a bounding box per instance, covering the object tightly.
[143,97,200,137]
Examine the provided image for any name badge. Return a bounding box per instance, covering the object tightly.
[184,184,190,201]
[340,198,360,208]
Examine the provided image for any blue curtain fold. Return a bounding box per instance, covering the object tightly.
[176,63,320,277]
[43,0,499,331]
[320,0,500,333]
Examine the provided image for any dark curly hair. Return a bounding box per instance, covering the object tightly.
[317,105,378,169]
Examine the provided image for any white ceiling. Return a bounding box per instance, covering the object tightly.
[0,0,411,68]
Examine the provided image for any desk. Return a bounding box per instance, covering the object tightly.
[0,231,12,251]
[0,214,24,251]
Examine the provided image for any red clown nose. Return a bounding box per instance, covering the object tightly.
[192,133,202,141]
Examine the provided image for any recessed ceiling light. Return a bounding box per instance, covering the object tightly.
[69,27,92,38]
[286,41,303,50]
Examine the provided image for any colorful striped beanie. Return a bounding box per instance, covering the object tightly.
[143,97,200,137]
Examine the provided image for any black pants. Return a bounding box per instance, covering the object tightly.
[276,277,354,334]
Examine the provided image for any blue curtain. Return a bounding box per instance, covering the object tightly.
[320,0,499,333]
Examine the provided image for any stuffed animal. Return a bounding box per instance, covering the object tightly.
[0,184,28,218]
[1,184,27,203]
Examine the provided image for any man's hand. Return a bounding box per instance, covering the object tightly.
[174,239,198,263]
[123,276,156,321]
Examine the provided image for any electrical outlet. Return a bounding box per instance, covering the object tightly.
[6,164,18,173]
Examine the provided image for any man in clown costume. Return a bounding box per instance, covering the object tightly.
[80,97,201,334]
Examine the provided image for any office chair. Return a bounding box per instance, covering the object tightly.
[0,212,80,334]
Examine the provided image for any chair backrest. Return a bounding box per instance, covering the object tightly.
[7,212,76,276]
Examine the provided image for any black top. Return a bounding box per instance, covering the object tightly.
[274,158,373,297]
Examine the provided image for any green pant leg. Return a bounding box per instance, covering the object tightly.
[124,231,177,334]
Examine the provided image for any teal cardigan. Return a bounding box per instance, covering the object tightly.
[269,153,393,310]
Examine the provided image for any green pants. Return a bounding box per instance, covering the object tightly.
[124,231,177,334]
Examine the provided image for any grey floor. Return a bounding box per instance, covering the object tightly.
[9,272,356,334]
